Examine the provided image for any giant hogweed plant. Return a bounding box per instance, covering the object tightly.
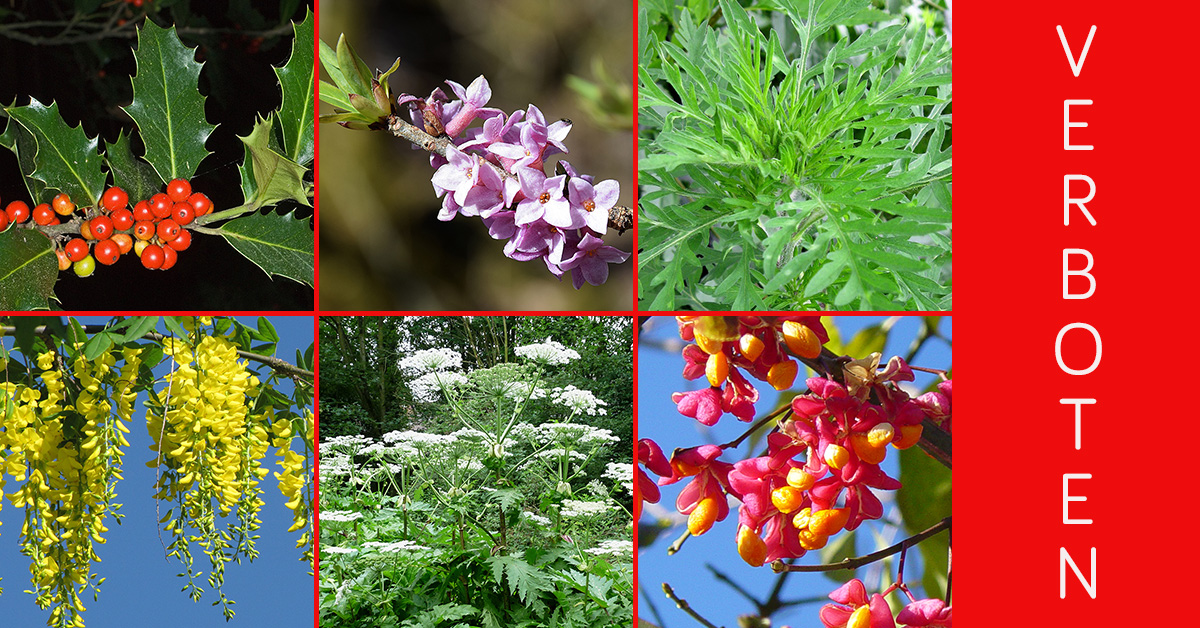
[639,0,951,310]
[319,342,632,627]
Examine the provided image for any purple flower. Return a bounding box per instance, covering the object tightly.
[567,177,619,235]
[442,76,503,137]
[430,145,480,206]
[489,123,548,171]
[504,221,566,264]
[459,109,524,153]
[462,162,517,219]
[482,212,516,240]
[559,232,629,288]
[514,168,569,227]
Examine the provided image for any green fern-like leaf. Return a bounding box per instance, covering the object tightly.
[485,555,552,606]
[639,0,952,310]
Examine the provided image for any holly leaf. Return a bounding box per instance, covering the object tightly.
[3,98,106,205]
[217,210,313,286]
[0,115,47,202]
[123,20,215,182]
[238,115,310,208]
[0,228,58,311]
[103,129,164,202]
[897,445,952,600]
[274,8,315,166]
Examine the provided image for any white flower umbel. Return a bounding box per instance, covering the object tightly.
[322,546,359,555]
[560,499,615,518]
[537,423,620,447]
[522,511,552,526]
[515,338,580,365]
[550,385,608,416]
[323,434,375,455]
[399,347,463,377]
[409,370,469,403]
[321,510,365,523]
[585,540,633,556]
[603,462,633,493]
[362,540,431,552]
[503,380,548,402]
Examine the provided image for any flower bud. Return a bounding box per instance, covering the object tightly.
[824,444,849,470]
[739,333,765,361]
[770,486,805,514]
[786,467,817,491]
[706,352,730,387]
[688,497,720,536]
[809,508,849,537]
[797,527,827,550]
[737,525,768,566]
[782,320,822,359]
[767,359,798,391]
[894,424,924,449]
[847,605,872,628]
[849,433,887,465]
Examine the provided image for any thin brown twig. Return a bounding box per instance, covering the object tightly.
[662,582,724,628]
[771,517,951,573]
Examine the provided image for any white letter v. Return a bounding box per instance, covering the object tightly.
[1057,25,1097,77]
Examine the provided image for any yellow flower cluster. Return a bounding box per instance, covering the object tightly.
[1,348,132,628]
[273,409,313,561]
[147,334,269,612]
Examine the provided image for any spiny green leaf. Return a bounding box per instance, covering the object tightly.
[485,556,552,605]
[123,21,216,182]
[0,114,47,202]
[218,209,313,286]
[0,228,58,311]
[4,98,106,205]
[238,115,310,209]
[274,9,315,166]
[103,129,165,202]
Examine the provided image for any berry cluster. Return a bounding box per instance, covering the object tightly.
[2,179,212,276]
[639,316,953,562]
[397,75,630,288]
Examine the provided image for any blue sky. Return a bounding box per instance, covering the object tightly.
[1,316,313,627]
[637,316,952,628]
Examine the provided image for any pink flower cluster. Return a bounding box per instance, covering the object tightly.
[398,76,629,288]
[820,579,952,628]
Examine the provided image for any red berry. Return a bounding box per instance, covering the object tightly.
[0,210,9,232]
[156,218,181,242]
[140,244,164,269]
[160,244,178,270]
[89,215,115,240]
[167,228,192,251]
[65,238,90,262]
[110,208,135,231]
[52,193,76,216]
[133,220,156,241]
[80,220,95,240]
[32,204,56,226]
[95,239,121,265]
[167,179,192,203]
[101,187,128,212]
[56,247,71,271]
[5,200,30,224]
[187,192,213,217]
[150,193,173,219]
[132,200,154,222]
[111,233,134,255]
[172,202,195,225]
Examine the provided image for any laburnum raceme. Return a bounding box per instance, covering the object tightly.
[397,75,630,287]
[1,347,133,628]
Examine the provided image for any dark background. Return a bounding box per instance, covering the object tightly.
[0,0,314,310]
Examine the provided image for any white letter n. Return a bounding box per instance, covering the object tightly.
[1060,547,1097,599]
